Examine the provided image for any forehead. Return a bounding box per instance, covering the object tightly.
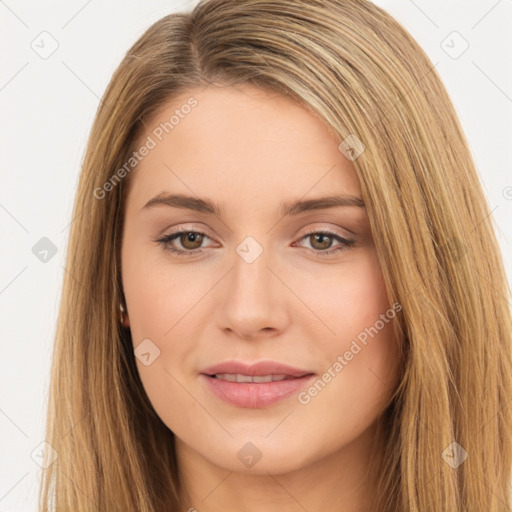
[127,83,362,209]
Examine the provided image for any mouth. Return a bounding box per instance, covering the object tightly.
[200,361,316,408]
[208,373,309,382]
[201,360,314,379]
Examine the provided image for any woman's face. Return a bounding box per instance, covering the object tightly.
[121,83,401,475]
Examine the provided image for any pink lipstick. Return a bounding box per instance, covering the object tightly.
[200,360,316,408]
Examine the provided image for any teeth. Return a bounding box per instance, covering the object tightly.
[215,373,289,383]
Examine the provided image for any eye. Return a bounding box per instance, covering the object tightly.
[152,226,356,258]
[152,228,213,257]
[295,229,356,257]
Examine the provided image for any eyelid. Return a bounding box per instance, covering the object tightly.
[293,227,355,256]
[299,224,353,239]
[161,223,353,241]
[157,222,212,237]
[155,223,218,249]
[154,223,356,257]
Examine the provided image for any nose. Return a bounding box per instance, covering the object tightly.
[217,246,290,340]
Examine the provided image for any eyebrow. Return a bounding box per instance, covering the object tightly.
[142,192,365,217]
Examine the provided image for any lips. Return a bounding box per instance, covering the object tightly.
[200,360,316,408]
[201,360,314,379]
[214,373,289,383]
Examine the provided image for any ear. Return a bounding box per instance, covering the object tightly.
[122,311,130,328]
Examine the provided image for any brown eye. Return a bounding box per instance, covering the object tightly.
[308,233,335,251]
[153,229,211,256]
[296,230,356,257]
[179,232,205,250]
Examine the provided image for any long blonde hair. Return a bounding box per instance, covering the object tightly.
[39,0,512,510]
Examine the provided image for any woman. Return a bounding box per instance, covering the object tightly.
[39,0,512,510]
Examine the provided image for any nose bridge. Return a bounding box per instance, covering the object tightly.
[219,234,288,336]
[231,235,274,307]
[238,249,266,285]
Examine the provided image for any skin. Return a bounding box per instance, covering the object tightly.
[120,83,401,512]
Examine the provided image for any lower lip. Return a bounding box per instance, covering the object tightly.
[200,374,316,408]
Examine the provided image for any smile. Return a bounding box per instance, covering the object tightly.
[201,373,316,408]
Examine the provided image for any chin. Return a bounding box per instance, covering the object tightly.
[199,435,317,475]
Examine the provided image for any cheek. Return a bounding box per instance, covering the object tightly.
[297,248,392,346]
[122,240,207,342]
[296,249,400,414]
[121,248,206,427]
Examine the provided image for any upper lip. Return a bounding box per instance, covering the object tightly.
[201,360,315,378]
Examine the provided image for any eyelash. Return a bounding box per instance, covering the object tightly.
[152,226,356,258]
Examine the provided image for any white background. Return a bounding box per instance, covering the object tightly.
[1,1,511,510]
